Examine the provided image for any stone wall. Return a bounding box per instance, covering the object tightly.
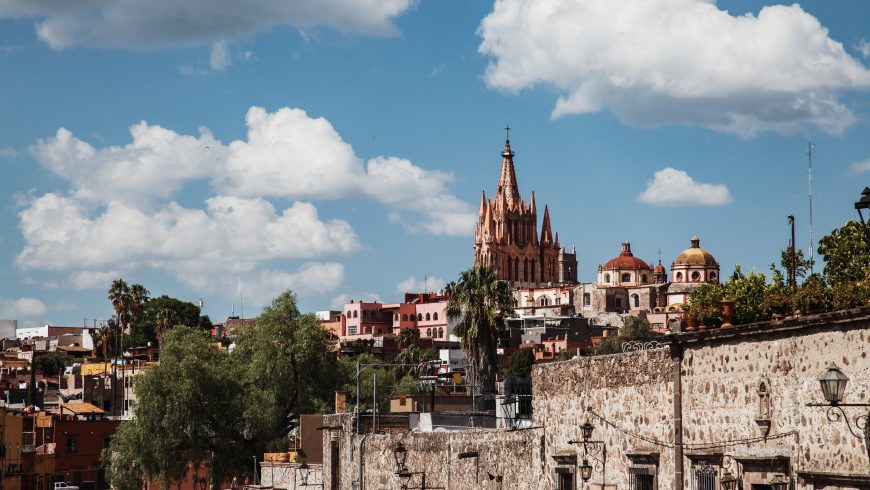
[324,308,870,489]
[259,462,322,489]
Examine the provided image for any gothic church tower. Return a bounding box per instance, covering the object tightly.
[473,133,578,286]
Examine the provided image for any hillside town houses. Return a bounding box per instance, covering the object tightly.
[0,138,865,490]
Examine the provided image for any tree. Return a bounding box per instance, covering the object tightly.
[818,221,870,286]
[108,279,150,347]
[155,308,177,349]
[770,247,814,286]
[133,295,213,347]
[446,265,514,410]
[33,351,73,378]
[397,327,420,350]
[595,316,657,355]
[508,347,535,376]
[90,322,117,362]
[104,290,342,488]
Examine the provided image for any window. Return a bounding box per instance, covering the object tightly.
[632,294,640,308]
[675,272,683,282]
[425,313,431,321]
[427,328,432,337]
[709,272,717,282]
[642,274,648,283]
[417,313,423,321]
[622,273,632,283]
[402,314,408,321]
[605,273,611,283]
[691,271,701,282]
[348,326,358,335]
[66,436,78,453]
[394,314,399,321]
[353,310,358,318]
[438,328,444,338]
[433,312,439,321]
[691,465,717,490]
[630,466,656,490]
[583,293,591,306]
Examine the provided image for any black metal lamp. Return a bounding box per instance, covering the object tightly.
[394,442,409,472]
[720,470,739,490]
[819,364,849,405]
[299,460,310,486]
[581,421,594,442]
[580,459,593,482]
[855,187,870,242]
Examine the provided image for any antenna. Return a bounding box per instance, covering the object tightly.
[196,297,204,309]
[807,141,815,275]
[424,274,428,294]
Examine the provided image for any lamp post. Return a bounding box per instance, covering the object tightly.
[806,364,870,470]
[297,461,323,488]
[568,412,608,488]
[855,187,870,253]
[393,442,426,490]
[719,469,738,490]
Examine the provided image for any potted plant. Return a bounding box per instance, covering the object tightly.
[794,276,830,315]
[719,298,736,328]
[761,293,791,321]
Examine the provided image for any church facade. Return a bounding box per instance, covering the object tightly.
[473,136,577,287]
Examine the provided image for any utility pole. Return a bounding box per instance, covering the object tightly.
[807,141,815,275]
[788,215,797,292]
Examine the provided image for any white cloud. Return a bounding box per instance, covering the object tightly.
[31,124,222,206]
[847,158,870,175]
[637,168,732,207]
[69,270,121,290]
[0,297,47,319]
[0,0,414,50]
[857,40,870,60]
[0,146,17,159]
[16,194,359,273]
[395,275,446,294]
[209,40,231,71]
[329,292,382,310]
[478,0,870,136]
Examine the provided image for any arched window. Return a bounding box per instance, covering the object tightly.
[621,273,631,283]
[425,313,431,321]
[426,328,432,337]
[394,314,398,321]
[709,272,717,282]
[433,312,439,321]
[417,313,423,321]
[632,294,640,308]
[691,271,701,282]
[438,328,444,339]
[353,310,358,318]
[402,314,408,321]
[583,293,591,306]
[641,274,648,283]
[604,273,611,283]
[675,272,683,282]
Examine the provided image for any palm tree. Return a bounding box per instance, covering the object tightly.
[446,265,514,411]
[128,283,150,344]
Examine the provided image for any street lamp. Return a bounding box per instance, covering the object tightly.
[807,364,870,470]
[769,474,790,490]
[393,442,408,473]
[580,421,594,442]
[299,461,310,486]
[568,411,608,487]
[393,442,426,490]
[579,459,593,482]
[719,469,738,490]
[855,187,870,251]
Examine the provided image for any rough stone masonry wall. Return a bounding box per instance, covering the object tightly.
[534,348,675,489]
[680,317,870,486]
[321,413,542,489]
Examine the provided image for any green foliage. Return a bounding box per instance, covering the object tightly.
[793,274,832,313]
[105,290,341,488]
[770,247,814,285]
[818,221,870,286]
[33,351,73,377]
[133,295,213,347]
[338,353,396,413]
[687,270,771,325]
[508,347,535,376]
[446,265,514,408]
[397,327,420,350]
[595,317,657,355]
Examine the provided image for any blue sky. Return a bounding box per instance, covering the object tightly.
[1,0,869,325]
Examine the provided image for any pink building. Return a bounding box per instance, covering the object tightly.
[337,293,457,343]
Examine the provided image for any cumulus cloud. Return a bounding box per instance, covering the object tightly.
[1,0,415,50]
[847,158,870,175]
[636,168,732,207]
[395,275,446,294]
[478,0,870,136]
[857,40,870,60]
[0,297,47,319]
[69,270,121,290]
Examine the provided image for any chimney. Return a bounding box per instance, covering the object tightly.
[335,390,347,413]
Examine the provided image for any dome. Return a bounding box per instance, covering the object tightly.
[674,236,718,266]
[654,261,666,273]
[602,242,652,271]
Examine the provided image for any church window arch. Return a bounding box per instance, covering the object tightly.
[417,313,423,321]
[353,310,358,318]
[425,313,431,321]
[621,273,631,283]
[604,273,611,284]
[675,272,683,282]
[433,312,439,321]
[691,271,701,282]
[427,328,432,337]
[641,274,648,283]
[583,293,591,306]
[438,328,444,338]
[709,272,717,282]
[632,294,640,308]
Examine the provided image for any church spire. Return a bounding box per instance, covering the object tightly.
[541,205,553,246]
[497,127,520,210]
[479,190,487,216]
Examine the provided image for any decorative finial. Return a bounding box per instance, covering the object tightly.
[657,248,662,263]
[505,124,511,143]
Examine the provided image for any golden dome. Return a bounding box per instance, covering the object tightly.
[673,236,718,266]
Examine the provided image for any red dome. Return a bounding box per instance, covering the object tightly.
[654,262,666,273]
[602,242,652,271]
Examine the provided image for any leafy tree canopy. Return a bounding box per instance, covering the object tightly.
[132,295,213,348]
[508,347,535,376]
[33,351,73,377]
[818,220,870,286]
